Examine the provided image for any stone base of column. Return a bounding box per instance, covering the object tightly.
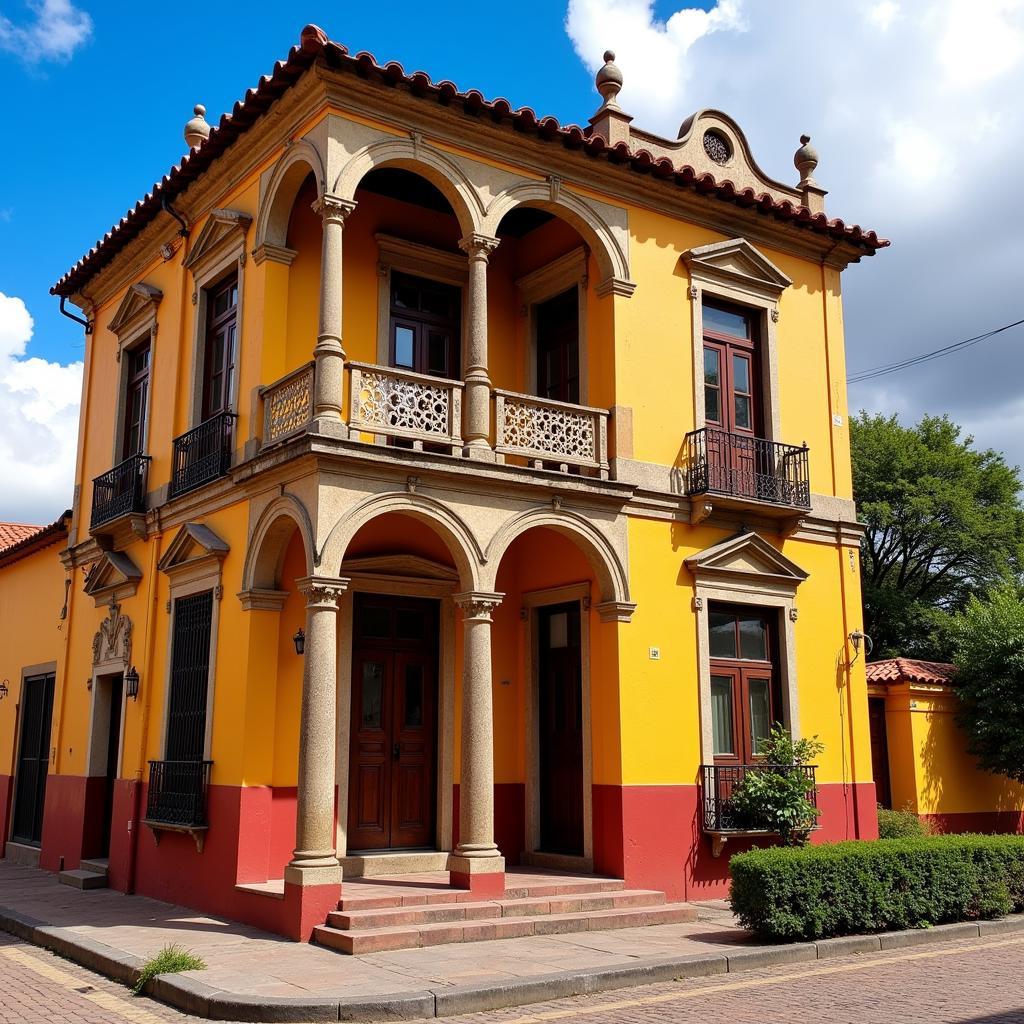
[311,416,348,440]
[448,852,505,898]
[282,875,342,941]
[463,441,498,462]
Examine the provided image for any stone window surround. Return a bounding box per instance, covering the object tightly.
[334,564,458,864]
[683,239,791,443]
[185,216,249,430]
[521,581,594,872]
[157,555,225,763]
[86,603,133,780]
[374,233,469,374]
[515,246,590,403]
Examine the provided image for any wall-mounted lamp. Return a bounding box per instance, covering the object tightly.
[293,628,306,656]
[125,666,140,701]
[0,679,8,701]
[848,630,873,666]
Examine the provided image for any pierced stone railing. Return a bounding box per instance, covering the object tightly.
[494,390,610,479]
[260,362,314,447]
[348,362,464,454]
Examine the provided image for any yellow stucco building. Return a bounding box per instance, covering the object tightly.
[1,26,887,942]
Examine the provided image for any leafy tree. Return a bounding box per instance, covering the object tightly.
[851,413,1024,659]
[952,586,1024,782]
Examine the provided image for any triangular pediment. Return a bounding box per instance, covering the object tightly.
[686,531,807,588]
[184,209,252,274]
[683,238,791,296]
[84,551,143,605]
[340,554,459,582]
[108,282,162,338]
[158,522,230,577]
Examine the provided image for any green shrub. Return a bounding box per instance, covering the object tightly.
[729,834,1024,942]
[877,805,930,839]
[727,725,824,845]
[132,945,206,996]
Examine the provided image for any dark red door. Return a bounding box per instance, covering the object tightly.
[538,602,584,855]
[348,596,438,851]
[868,698,892,809]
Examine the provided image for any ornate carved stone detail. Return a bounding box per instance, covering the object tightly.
[458,233,500,262]
[312,194,356,225]
[296,576,349,608]
[92,604,133,668]
[688,285,699,300]
[770,308,780,323]
[789,607,799,622]
[454,592,503,623]
[693,596,704,611]
[263,363,314,444]
[496,394,597,462]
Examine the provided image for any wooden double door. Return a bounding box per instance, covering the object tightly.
[12,673,55,846]
[348,595,440,851]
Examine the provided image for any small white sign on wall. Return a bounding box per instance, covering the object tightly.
[649,647,661,661]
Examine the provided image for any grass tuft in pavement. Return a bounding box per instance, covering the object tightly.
[132,944,207,996]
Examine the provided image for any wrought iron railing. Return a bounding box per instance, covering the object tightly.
[701,763,818,832]
[685,428,810,509]
[494,390,610,479]
[348,362,464,454]
[261,362,314,448]
[91,453,151,529]
[146,760,212,828]
[168,412,235,498]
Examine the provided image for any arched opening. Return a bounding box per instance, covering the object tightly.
[333,509,470,866]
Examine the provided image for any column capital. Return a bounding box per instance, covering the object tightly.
[454,590,504,622]
[311,193,357,225]
[296,575,350,608]
[458,233,500,261]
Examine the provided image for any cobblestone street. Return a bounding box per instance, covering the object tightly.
[2,930,1024,1023]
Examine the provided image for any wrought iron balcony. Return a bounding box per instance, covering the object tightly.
[701,762,818,855]
[685,428,810,510]
[169,412,235,498]
[494,389,610,479]
[145,759,212,829]
[91,453,151,530]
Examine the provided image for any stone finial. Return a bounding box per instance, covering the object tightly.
[595,50,623,110]
[184,104,211,151]
[794,133,819,186]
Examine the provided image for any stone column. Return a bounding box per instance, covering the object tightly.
[450,591,505,896]
[458,234,500,459]
[285,575,349,887]
[311,194,357,436]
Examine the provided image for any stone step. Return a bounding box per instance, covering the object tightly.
[329,889,666,931]
[314,902,697,955]
[337,875,625,913]
[58,868,108,890]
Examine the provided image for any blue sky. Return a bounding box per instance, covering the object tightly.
[1,0,1022,523]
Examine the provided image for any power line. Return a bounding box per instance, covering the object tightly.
[847,317,1024,384]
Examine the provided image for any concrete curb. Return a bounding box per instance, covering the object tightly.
[2,904,1023,1021]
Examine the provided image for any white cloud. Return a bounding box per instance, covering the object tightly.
[0,0,92,63]
[0,293,82,524]
[565,0,1024,473]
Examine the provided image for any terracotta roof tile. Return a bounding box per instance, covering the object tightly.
[0,512,72,569]
[866,658,957,686]
[52,24,888,299]
[0,523,41,551]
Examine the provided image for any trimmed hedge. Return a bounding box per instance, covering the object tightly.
[877,806,931,839]
[730,835,1024,941]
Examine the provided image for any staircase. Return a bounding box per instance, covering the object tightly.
[314,869,697,954]
[59,858,109,890]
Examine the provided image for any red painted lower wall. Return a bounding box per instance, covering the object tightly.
[923,810,1024,834]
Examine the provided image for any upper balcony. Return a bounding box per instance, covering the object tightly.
[90,452,151,535]
[169,412,236,499]
[684,428,810,517]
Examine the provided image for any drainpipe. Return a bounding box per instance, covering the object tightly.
[126,534,161,893]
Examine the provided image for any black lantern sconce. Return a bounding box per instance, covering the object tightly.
[293,628,305,656]
[125,666,140,701]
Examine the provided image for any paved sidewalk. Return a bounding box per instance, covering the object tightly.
[0,863,749,1000]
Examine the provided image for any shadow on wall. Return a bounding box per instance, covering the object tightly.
[918,697,1024,833]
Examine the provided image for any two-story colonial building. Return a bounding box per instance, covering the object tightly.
[0,25,887,944]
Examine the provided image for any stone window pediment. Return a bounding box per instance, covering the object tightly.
[108,282,162,357]
[686,530,808,594]
[184,209,252,279]
[682,238,791,300]
[84,551,143,607]
[158,522,230,586]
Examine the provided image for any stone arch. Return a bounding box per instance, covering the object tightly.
[254,139,327,249]
[332,138,484,237]
[241,494,316,593]
[482,183,631,289]
[483,506,631,607]
[319,491,484,591]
